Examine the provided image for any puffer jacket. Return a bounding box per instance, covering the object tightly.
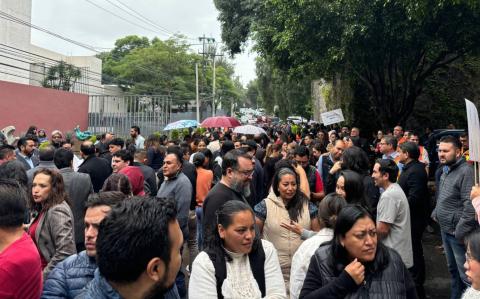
[77,269,181,299]
[300,243,418,299]
[42,251,96,299]
[432,158,477,241]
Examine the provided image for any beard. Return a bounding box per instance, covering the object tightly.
[231,179,251,198]
[143,276,174,299]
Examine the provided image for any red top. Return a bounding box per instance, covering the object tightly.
[315,170,324,193]
[28,213,48,269]
[0,232,43,299]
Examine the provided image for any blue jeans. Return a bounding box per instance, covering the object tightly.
[196,207,204,251]
[441,230,469,299]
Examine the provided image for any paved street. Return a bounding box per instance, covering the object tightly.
[424,228,451,299]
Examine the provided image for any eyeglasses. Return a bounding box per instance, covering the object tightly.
[234,169,254,177]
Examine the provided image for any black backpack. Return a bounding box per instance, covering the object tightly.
[206,242,266,299]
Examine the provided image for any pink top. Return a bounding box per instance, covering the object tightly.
[473,197,480,224]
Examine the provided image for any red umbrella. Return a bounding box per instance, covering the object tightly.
[201,116,241,128]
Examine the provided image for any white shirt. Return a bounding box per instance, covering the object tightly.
[189,239,287,299]
[462,287,480,299]
[289,228,334,299]
[135,135,145,149]
[73,154,83,172]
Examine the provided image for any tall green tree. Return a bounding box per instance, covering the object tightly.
[215,0,480,127]
[42,61,81,91]
[98,35,245,113]
[256,57,311,119]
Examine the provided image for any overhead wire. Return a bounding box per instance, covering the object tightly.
[83,0,171,38]
[102,0,176,37]
[0,11,100,52]
[0,9,225,99]
[111,0,199,41]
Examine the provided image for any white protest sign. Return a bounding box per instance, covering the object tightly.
[466,99,480,162]
[321,109,345,126]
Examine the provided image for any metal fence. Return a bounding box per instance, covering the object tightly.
[88,95,172,137]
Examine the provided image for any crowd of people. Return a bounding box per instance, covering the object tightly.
[0,123,479,299]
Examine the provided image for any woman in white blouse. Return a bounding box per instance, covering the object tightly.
[289,193,347,299]
[189,200,286,299]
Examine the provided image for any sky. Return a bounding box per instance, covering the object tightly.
[30,0,256,86]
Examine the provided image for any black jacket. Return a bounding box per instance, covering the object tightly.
[300,243,417,299]
[398,160,429,226]
[78,155,112,193]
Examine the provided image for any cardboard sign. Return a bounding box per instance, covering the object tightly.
[321,109,345,126]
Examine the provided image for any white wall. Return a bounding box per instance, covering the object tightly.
[0,0,104,95]
[0,0,32,84]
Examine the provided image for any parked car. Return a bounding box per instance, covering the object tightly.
[426,129,466,178]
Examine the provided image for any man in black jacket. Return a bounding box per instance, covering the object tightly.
[78,141,112,193]
[54,148,93,252]
[133,149,158,196]
[398,141,429,299]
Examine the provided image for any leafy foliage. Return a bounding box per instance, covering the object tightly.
[255,57,311,119]
[42,61,82,91]
[215,0,480,127]
[98,35,245,111]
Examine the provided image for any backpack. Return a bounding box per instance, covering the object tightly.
[206,242,266,299]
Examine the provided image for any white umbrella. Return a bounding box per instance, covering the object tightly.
[233,125,266,135]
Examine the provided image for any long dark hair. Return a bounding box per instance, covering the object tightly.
[466,228,480,261]
[329,205,389,273]
[26,125,37,136]
[145,134,165,155]
[272,166,309,222]
[341,146,370,176]
[201,149,214,170]
[203,201,260,262]
[29,168,69,212]
[339,170,369,208]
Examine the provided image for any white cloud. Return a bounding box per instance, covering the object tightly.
[30,0,256,85]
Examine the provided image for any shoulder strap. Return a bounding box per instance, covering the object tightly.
[249,241,266,297]
[207,250,226,299]
[207,243,266,298]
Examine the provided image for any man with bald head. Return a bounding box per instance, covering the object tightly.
[78,140,112,192]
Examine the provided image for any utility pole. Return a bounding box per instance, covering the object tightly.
[198,35,220,116]
[210,47,224,117]
[212,55,216,117]
[195,63,200,124]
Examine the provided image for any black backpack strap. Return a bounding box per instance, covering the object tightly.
[249,241,266,297]
[207,242,266,298]
[206,250,226,299]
